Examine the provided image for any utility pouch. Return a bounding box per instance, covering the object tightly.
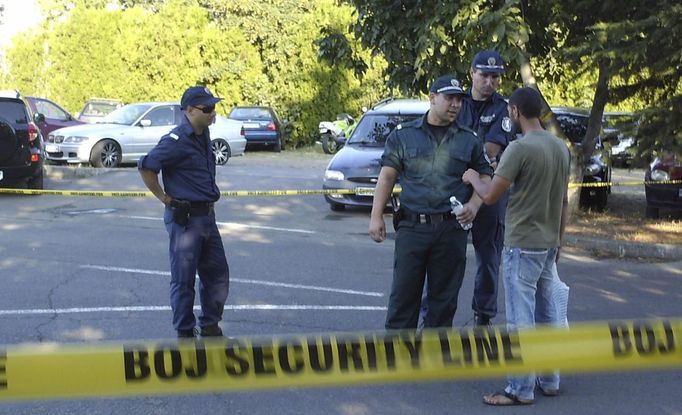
[170,199,191,226]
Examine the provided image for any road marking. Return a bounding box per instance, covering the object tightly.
[80,265,384,297]
[125,215,316,234]
[0,305,387,316]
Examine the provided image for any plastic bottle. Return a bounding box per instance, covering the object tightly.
[450,196,473,230]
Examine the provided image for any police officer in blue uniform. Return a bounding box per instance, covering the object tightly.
[138,86,229,338]
[458,50,516,326]
[369,75,493,329]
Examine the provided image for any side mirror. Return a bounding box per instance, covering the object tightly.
[34,113,46,123]
[140,119,152,127]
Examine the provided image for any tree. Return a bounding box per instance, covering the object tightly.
[318,0,681,207]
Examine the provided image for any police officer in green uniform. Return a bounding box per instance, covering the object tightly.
[369,75,493,329]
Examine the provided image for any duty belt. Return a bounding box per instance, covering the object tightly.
[189,202,214,216]
[401,208,454,224]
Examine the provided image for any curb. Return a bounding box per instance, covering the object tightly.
[45,165,114,180]
[564,235,682,261]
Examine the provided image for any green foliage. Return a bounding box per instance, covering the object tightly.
[4,0,386,147]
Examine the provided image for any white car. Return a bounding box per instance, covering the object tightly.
[45,102,246,167]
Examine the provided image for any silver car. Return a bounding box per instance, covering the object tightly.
[45,102,246,167]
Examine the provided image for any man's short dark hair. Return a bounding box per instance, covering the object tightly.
[509,87,542,119]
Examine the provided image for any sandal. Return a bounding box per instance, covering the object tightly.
[483,391,534,406]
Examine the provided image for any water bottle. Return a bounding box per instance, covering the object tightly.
[450,196,473,230]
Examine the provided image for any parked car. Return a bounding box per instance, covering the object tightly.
[45,102,246,168]
[552,107,612,211]
[26,96,83,139]
[644,149,682,218]
[322,100,612,212]
[603,111,638,168]
[0,90,44,189]
[322,98,428,211]
[76,98,123,123]
[228,106,285,152]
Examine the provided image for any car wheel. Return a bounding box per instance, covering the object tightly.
[280,135,286,151]
[273,137,282,153]
[211,139,231,165]
[329,202,345,212]
[90,139,121,168]
[27,169,44,190]
[645,205,659,219]
[592,188,608,212]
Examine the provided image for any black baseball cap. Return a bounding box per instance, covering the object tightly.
[471,50,505,74]
[429,75,467,95]
[180,86,222,110]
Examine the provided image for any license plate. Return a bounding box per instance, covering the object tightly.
[355,187,375,196]
[45,143,60,152]
[243,122,260,129]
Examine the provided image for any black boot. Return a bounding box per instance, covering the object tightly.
[474,314,491,326]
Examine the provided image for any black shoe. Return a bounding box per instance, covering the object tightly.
[177,329,196,338]
[194,324,223,337]
[474,314,491,326]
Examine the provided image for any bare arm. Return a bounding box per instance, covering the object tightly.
[484,142,503,166]
[462,169,511,205]
[456,178,488,224]
[369,166,399,242]
[557,193,569,262]
[139,168,171,206]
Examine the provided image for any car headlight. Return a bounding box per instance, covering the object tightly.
[584,163,601,176]
[650,169,670,181]
[324,170,344,181]
[63,136,91,143]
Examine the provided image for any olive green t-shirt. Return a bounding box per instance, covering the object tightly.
[495,130,570,248]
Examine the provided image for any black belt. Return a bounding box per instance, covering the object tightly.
[401,209,454,224]
[189,202,214,216]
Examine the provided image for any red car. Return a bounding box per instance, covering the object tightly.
[26,96,83,139]
[645,150,682,218]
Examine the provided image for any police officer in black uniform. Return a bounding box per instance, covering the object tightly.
[369,75,493,329]
[458,50,516,326]
[138,86,229,338]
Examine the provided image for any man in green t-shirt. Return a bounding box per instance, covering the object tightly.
[462,87,570,406]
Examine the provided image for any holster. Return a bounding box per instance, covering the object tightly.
[391,195,402,231]
[170,200,191,226]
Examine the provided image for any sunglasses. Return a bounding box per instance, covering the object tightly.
[192,105,215,114]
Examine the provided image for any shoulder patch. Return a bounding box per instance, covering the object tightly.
[501,117,512,132]
[170,133,179,140]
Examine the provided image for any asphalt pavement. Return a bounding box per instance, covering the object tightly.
[0,150,680,414]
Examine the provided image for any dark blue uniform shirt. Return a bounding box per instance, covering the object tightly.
[138,115,220,203]
[381,112,493,213]
[457,91,514,154]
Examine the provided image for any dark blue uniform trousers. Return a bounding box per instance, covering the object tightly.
[164,208,229,332]
[386,220,467,329]
[471,190,507,319]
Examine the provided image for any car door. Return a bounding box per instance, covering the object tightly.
[125,104,177,159]
[31,98,81,138]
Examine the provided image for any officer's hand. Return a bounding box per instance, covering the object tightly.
[462,168,478,185]
[369,216,386,243]
[456,202,478,225]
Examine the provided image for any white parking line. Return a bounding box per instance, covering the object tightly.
[80,265,384,297]
[125,215,316,234]
[0,305,387,316]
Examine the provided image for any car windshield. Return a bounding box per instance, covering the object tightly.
[82,101,121,117]
[347,114,422,146]
[555,113,588,144]
[229,107,272,120]
[0,101,28,124]
[100,103,154,125]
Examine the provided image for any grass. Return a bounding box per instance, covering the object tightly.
[566,191,682,245]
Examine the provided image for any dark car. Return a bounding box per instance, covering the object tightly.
[603,111,638,168]
[0,90,45,189]
[228,106,285,152]
[552,107,612,211]
[26,96,83,139]
[322,98,429,211]
[644,149,682,218]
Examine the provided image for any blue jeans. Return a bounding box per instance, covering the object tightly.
[502,246,569,401]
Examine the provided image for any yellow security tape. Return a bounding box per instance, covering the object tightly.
[0,319,680,401]
[0,179,680,197]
